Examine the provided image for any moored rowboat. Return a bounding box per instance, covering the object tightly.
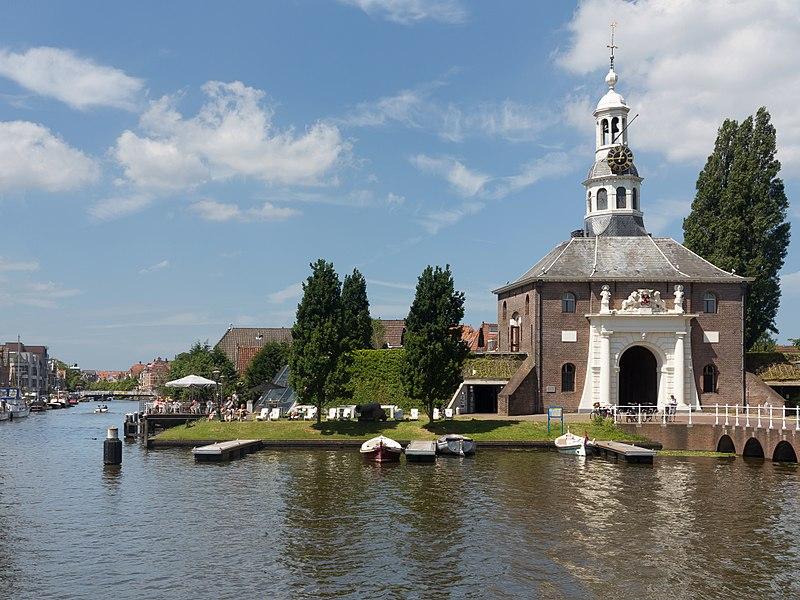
[554,431,589,456]
[436,434,476,456]
[360,435,402,462]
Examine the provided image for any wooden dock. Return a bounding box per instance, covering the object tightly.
[590,440,656,464]
[405,440,437,463]
[192,439,262,462]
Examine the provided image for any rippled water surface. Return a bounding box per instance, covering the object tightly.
[1,403,799,599]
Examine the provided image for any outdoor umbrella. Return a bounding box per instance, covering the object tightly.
[164,375,218,387]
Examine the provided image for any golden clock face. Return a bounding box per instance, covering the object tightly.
[607,145,634,174]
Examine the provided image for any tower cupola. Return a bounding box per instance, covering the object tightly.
[583,25,646,237]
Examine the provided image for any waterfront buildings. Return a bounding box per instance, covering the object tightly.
[138,358,170,393]
[0,341,50,394]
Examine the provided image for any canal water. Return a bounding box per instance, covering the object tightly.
[1,403,799,600]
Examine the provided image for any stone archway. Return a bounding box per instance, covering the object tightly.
[618,345,658,406]
[717,434,735,454]
[772,441,798,463]
[743,438,765,459]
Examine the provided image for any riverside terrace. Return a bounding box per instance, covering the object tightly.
[143,404,800,462]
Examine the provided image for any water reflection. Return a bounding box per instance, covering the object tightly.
[1,406,799,599]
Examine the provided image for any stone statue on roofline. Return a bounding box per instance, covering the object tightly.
[600,285,611,313]
[674,285,685,314]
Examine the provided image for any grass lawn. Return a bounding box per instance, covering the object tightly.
[155,416,646,443]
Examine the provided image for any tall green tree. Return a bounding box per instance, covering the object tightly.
[243,341,289,393]
[683,107,790,349]
[402,265,469,421]
[341,268,372,350]
[289,259,351,423]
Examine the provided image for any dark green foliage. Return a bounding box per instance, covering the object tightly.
[371,319,386,349]
[165,341,236,399]
[86,377,139,392]
[348,349,412,408]
[341,268,372,350]
[683,107,790,349]
[402,265,470,420]
[243,341,289,395]
[288,259,352,422]
[749,332,777,353]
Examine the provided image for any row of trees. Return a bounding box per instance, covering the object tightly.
[289,260,468,422]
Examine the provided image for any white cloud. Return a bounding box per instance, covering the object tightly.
[339,0,467,24]
[781,271,800,297]
[368,279,415,291]
[411,154,489,197]
[0,47,143,110]
[645,198,692,235]
[113,81,346,191]
[385,192,405,209]
[88,195,153,221]
[485,152,573,200]
[268,282,303,304]
[343,84,547,142]
[189,199,300,222]
[421,201,484,234]
[139,260,170,275]
[0,257,39,272]
[0,121,99,192]
[0,280,80,309]
[558,0,800,175]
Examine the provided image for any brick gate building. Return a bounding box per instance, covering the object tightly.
[492,57,749,415]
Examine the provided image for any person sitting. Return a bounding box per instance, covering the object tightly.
[236,403,247,421]
[207,408,218,421]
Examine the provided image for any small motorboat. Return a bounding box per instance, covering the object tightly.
[94,405,109,414]
[554,431,590,457]
[436,434,476,457]
[360,435,402,462]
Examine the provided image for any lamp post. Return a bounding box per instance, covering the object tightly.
[212,368,221,421]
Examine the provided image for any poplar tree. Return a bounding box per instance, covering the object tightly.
[402,265,469,421]
[288,259,350,423]
[683,107,790,349]
[341,268,373,350]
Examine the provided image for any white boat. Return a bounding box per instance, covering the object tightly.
[554,431,590,456]
[359,435,403,462]
[94,405,109,414]
[436,434,477,456]
[1,387,29,419]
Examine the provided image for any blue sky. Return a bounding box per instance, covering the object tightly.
[1,0,799,369]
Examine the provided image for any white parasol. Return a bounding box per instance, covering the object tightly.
[164,375,218,388]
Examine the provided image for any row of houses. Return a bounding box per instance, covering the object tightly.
[0,341,64,394]
[214,320,499,375]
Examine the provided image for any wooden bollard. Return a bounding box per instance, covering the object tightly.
[104,427,122,465]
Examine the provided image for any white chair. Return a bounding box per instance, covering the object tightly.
[305,407,317,420]
[255,408,269,421]
[433,408,441,420]
[328,407,337,420]
[269,408,280,420]
[444,408,454,419]
[410,408,419,420]
[342,408,351,420]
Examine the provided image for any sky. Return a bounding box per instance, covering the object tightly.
[2,0,800,369]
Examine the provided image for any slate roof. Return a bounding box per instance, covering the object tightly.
[216,327,292,370]
[586,160,639,179]
[493,236,750,293]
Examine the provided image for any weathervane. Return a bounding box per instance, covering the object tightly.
[607,21,618,69]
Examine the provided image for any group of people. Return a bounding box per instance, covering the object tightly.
[206,393,249,422]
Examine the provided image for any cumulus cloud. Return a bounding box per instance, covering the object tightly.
[113,81,346,191]
[87,195,153,222]
[189,199,299,222]
[339,0,467,24]
[557,0,800,175]
[0,46,143,110]
[0,121,99,192]
[411,154,489,197]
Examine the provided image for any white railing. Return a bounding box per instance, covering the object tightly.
[610,403,800,431]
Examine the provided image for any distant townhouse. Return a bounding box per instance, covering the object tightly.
[0,341,50,393]
[139,358,170,393]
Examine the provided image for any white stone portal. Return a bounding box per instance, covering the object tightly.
[579,288,700,411]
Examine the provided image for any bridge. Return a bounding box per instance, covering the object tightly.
[614,404,800,462]
[79,390,156,398]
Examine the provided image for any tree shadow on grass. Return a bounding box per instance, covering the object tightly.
[312,420,401,437]
[424,419,526,436]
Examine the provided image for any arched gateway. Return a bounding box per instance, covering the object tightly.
[618,346,658,406]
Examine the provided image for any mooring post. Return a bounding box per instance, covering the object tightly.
[104,426,122,465]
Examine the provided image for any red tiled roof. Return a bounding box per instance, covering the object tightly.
[377,319,405,348]
[236,346,261,373]
[216,327,292,369]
